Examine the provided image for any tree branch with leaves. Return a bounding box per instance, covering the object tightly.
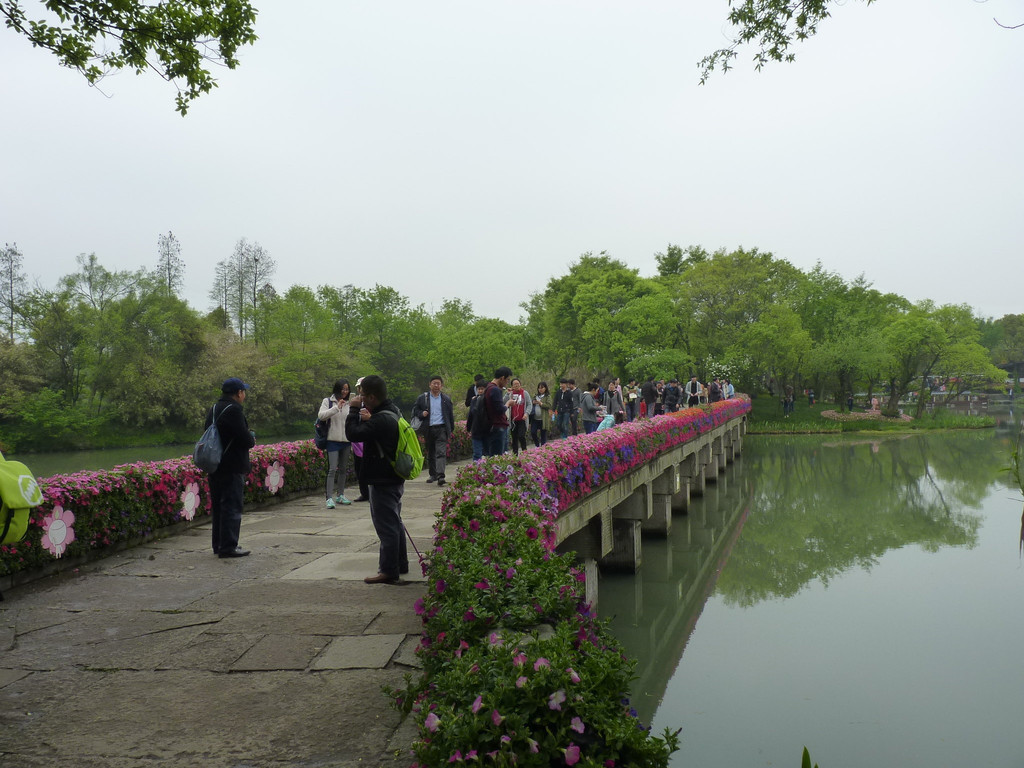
[1,0,258,114]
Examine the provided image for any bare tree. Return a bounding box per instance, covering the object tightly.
[0,242,26,341]
[156,231,185,297]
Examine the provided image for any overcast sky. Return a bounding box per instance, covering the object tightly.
[2,1,1021,324]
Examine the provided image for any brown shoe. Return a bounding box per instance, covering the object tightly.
[364,573,400,585]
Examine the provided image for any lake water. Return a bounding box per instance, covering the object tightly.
[9,434,308,479]
[600,425,1024,768]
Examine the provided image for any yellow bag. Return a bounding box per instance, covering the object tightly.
[0,451,42,545]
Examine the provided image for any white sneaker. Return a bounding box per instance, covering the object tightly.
[337,495,352,506]
[326,498,336,509]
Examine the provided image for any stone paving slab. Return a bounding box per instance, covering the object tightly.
[311,633,405,670]
[230,633,331,671]
[283,552,426,584]
[209,608,379,636]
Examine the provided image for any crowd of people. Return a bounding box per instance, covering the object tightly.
[199,367,738,587]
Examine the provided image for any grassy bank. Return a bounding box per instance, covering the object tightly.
[748,395,995,434]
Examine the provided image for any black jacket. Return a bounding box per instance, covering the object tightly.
[204,396,255,475]
[345,400,403,486]
[412,391,455,434]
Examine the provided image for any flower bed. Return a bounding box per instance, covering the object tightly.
[1,426,474,579]
[820,409,913,423]
[395,397,749,767]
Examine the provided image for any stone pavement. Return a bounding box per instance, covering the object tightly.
[0,465,467,768]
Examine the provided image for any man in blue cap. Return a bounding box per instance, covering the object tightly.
[204,377,256,558]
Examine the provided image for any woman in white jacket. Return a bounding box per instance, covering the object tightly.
[318,379,353,508]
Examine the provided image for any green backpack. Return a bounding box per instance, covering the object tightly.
[378,410,424,481]
[0,451,43,546]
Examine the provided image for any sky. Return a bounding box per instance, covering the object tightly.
[1,1,1021,324]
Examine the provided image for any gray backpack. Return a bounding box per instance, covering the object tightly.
[193,404,234,473]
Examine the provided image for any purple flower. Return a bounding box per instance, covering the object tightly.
[471,695,483,713]
[491,709,504,726]
[435,579,447,594]
[571,716,585,733]
[424,712,440,732]
[565,744,581,765]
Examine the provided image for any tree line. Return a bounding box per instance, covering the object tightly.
[0,238,1020,452]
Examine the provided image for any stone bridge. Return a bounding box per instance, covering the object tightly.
[553,413,747,607]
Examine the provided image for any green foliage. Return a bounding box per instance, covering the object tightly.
[1,0,259,114]
[699,0,877,83]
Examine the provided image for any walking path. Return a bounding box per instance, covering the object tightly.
[0,463,467,768]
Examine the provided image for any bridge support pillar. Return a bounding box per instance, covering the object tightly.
[645,469,676,536]
[600,519,641,573]
[582,557,599,610]
[705,437,724,481]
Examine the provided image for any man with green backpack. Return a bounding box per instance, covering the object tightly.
[346,374,422,585]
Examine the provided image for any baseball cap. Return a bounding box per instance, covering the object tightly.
[222,377,250,393]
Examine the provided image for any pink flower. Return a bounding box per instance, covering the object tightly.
[513,652,527,666]
[516,676,528,688]
[435,579,447,594]
[471,695,483,713]
[548,689,566,710]
[424,712,440,732]
[571,717,585,733]
[474,580,490,590]
[455,640,469,658]
[448,751,462,763]
[265,460,285,493]
[488,632,503,646]
[463,608,476,622]
[180,482,200,521]
[527,739,539,753]
[566,668,581,684]
[491,709,504,726]
[41,505,76,558]
[534,657,550,671]
[565,744,581,765]
[414,598,425,615]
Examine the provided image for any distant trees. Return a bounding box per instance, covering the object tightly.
[210,238,275,344]
[0,238,1012,453]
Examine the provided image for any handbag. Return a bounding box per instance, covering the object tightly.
[314,397,331,450]
[409,391,427,431]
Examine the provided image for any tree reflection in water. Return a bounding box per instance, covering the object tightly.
[717,431,1005,607]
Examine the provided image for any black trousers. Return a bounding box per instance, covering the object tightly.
[425,425,449,480]
[208,471,244,554]
[510,420,528,454]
